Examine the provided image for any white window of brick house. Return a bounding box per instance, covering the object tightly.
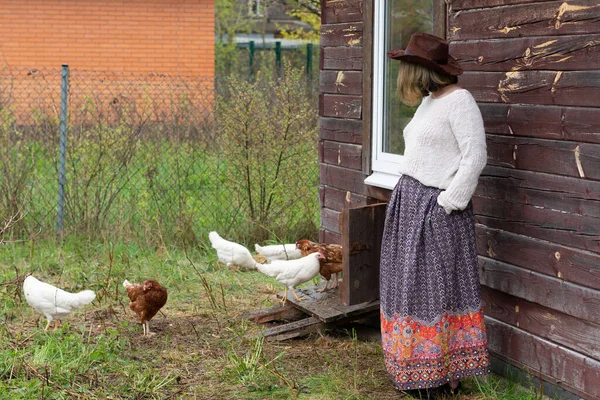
[365,0,439,190]
[248,0,264,17]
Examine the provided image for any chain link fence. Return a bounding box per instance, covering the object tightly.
[0,64,320,246]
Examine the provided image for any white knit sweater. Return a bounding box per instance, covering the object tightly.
[398,89,487,213]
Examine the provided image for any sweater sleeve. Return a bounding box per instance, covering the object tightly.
[437,91,487,213]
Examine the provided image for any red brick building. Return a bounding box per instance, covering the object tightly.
[0,0,214,77]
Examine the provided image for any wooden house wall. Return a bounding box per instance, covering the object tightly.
[319,0,372,245]
[448,1,600,399]
[319,0,599,398]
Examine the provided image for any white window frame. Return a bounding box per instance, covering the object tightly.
[364,0,403,191]
[248,0,264,17]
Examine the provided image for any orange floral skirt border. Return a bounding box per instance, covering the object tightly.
[381,307,491,390]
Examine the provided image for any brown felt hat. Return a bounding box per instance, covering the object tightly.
[387,32,463,76]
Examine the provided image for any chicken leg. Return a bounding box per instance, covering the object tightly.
[331,273,339,289]
[143,321,155,336]
[291,289,307,302]
[317,282,329,293]
[280,288,288,304]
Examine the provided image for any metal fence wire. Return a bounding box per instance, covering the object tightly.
[0,65,320,245]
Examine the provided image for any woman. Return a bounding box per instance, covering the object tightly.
[379,33,491,398]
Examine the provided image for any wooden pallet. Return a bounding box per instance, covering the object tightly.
[248,285,380,341]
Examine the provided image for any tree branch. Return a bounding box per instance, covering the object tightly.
[288,0,321,17]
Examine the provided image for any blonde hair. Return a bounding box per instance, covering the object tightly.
[396,61,457,106]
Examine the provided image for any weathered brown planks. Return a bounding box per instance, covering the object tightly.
[320,163,367,194]
[320,94,362,119]
[448,0,600,40]
[259,316,325,341]
[321,140,362,170]
[341,204,386,305]
[320,228,341,245]
[483,286,600,360]
[320,207,341,234]
[320,70,363,95]
[451,0,549,10]
[486,317,600,400]
[476,225,600,290]
[477,166,600,217]
[320,117,363,144]
[462,70,600,107]
[480,103,600,144]
[247,303,306,324]
[320,185,369,212]
[451,35,600,72]
[278,286,379,323]
[320,47,363,70]
[322,0,363,24]
[474,197,600,252]
[479,257,600,325]
[321,23,363,47]
[485,135,600,180]
[319,1,367,247]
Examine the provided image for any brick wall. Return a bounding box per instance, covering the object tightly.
[0,0,214,77]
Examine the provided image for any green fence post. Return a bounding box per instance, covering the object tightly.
[249,40,255,76]
[275,41,282,77]
[306,43,313,79]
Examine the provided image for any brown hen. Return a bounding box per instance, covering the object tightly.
[123,279,168,336]
[295,239,343,292]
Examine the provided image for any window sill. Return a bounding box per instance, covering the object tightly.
[364,171,400,190]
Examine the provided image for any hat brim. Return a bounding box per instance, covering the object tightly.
[387,49,463,76]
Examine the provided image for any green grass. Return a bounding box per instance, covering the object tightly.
[0,238,544,399]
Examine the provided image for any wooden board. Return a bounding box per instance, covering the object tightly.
[247,303,306,324]
[276,286,379,323]
[320,47,363,70]
[341,203,386,305]
[258,316,325,342]
[451,34,600,72]
[451,0,549,11]
[320,163,366,194]
[320,117,363,145]
[479,104,600,144]
[320,207,342,234]
[321,140,362,170]
[483,286,600,360]
[476,224,600,290]
[479,257,600,325]
[462,70,600,107]
[320,229,341,245]
[473,197,600,252]
[486,317,600,400]
[476,166,600,218]
[319,94,362,119]
[485,135,600,180]
[319,186,369,212]
[322,0,364,24]
[448,0,600,40]
[320,23,363,47]
[320,70,363,95]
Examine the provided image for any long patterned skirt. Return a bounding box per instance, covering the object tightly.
[380,175,490,390]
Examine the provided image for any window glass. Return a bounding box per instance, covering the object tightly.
[383,0,434,155]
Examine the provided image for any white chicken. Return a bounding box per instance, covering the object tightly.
[22,274,96,331]
[256,251,325,303]
[254,243,302,262]
[208,231,256,270]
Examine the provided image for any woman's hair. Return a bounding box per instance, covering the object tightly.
[396,61,458,106]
